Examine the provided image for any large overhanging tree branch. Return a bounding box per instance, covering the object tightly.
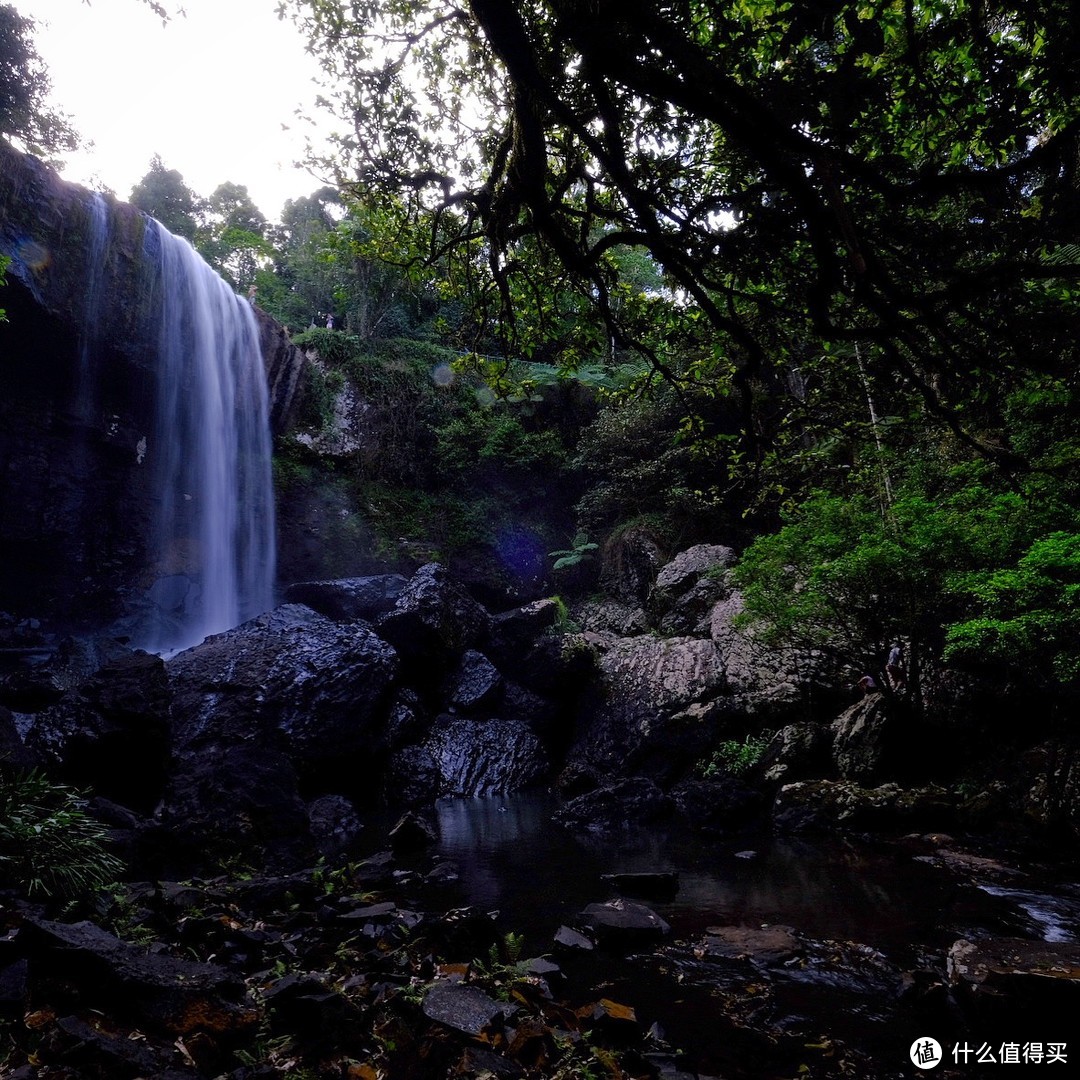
[286,0,1080,465]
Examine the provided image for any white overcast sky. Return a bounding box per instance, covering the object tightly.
[15,0,332,220]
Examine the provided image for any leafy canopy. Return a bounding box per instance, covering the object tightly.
[0,3,78,157]
[285,0,1080,461]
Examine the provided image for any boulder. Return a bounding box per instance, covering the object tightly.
[15,916,255,1038]
[151,604,397,872]
[670,775,767,833]
[449,650,503,713]
[579,899,671,945]
[1016,739,1080,837]
[167,604,399,778]
[565,635,727,783]
[758,721,833,785]
[599,524,664,604]
[283,574,408,622]
[422,981,511,1036]
[389,810,439,853]
[650,544,736,634]
[25,652,170,811]
[417,714,549,797]
[0,706,40,774]
[697,925,802,965]
[948,937,1080,1026]
[553,777,673,833]
[307,794,364,859]
[376,564,490,673]
[708,591,829,722]
[829,694,898,784]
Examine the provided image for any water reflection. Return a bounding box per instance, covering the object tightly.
[433,791,958,949]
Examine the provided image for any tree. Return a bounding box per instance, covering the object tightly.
[285,0,1080,469]
[196,181,271,291]
[129,155,199,241]
[0,3,78,157]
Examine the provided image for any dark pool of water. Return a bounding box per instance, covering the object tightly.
[386,790,1080,1075]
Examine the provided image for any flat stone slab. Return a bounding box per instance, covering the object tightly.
[580,899,671,943]
[422,981,511,1036]
[700,924,802,965]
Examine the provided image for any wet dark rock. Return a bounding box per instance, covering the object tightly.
[283,574,408,622]
[420,714,549,797]
[553,777,673,833]
[449,649,503,712]
[385,687,426,749]
[579,899,671,945]
[307,794,364,859]
[601,872,680,902]
[17,916,255,1037]
[698,924,802,965]
[384,743,443,807]
[166,604,403,812]
[25,651,170,811]
[497,680,560,737]
[671,775,767,834]
[422,980,512,1036]
[553,926,595,951]
[0,957,28,1009]
[262,972,361,1053]
[0,665,65,711]
[151,742,312,876]
[389,810,439,853]
[375,563,490,673]
[947,937,1080,1025]
[484,598,560,660]
[0,705,40,773]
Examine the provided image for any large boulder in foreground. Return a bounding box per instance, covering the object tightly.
[154,604,399,872]
[167,604,399,774]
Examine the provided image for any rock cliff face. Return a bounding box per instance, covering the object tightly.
[0,141,307,632]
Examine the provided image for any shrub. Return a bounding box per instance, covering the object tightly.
[0,771,123,897]
[699,733,773,779]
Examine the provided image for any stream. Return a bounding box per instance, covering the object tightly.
[392,791,1080,1075]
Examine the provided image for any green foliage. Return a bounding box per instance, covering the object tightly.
[699,733,773,779]
[549,533,598,572]
[736,465,1080,692]
[284,0,1080,472]
[0,5,79,156]
[0,771,123,898]
[130,155,199,240]
[945,532,1080,684]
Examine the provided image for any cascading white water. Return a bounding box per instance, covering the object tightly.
[136,219,276,656]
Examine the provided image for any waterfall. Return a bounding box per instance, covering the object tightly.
[135,220,276,656]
